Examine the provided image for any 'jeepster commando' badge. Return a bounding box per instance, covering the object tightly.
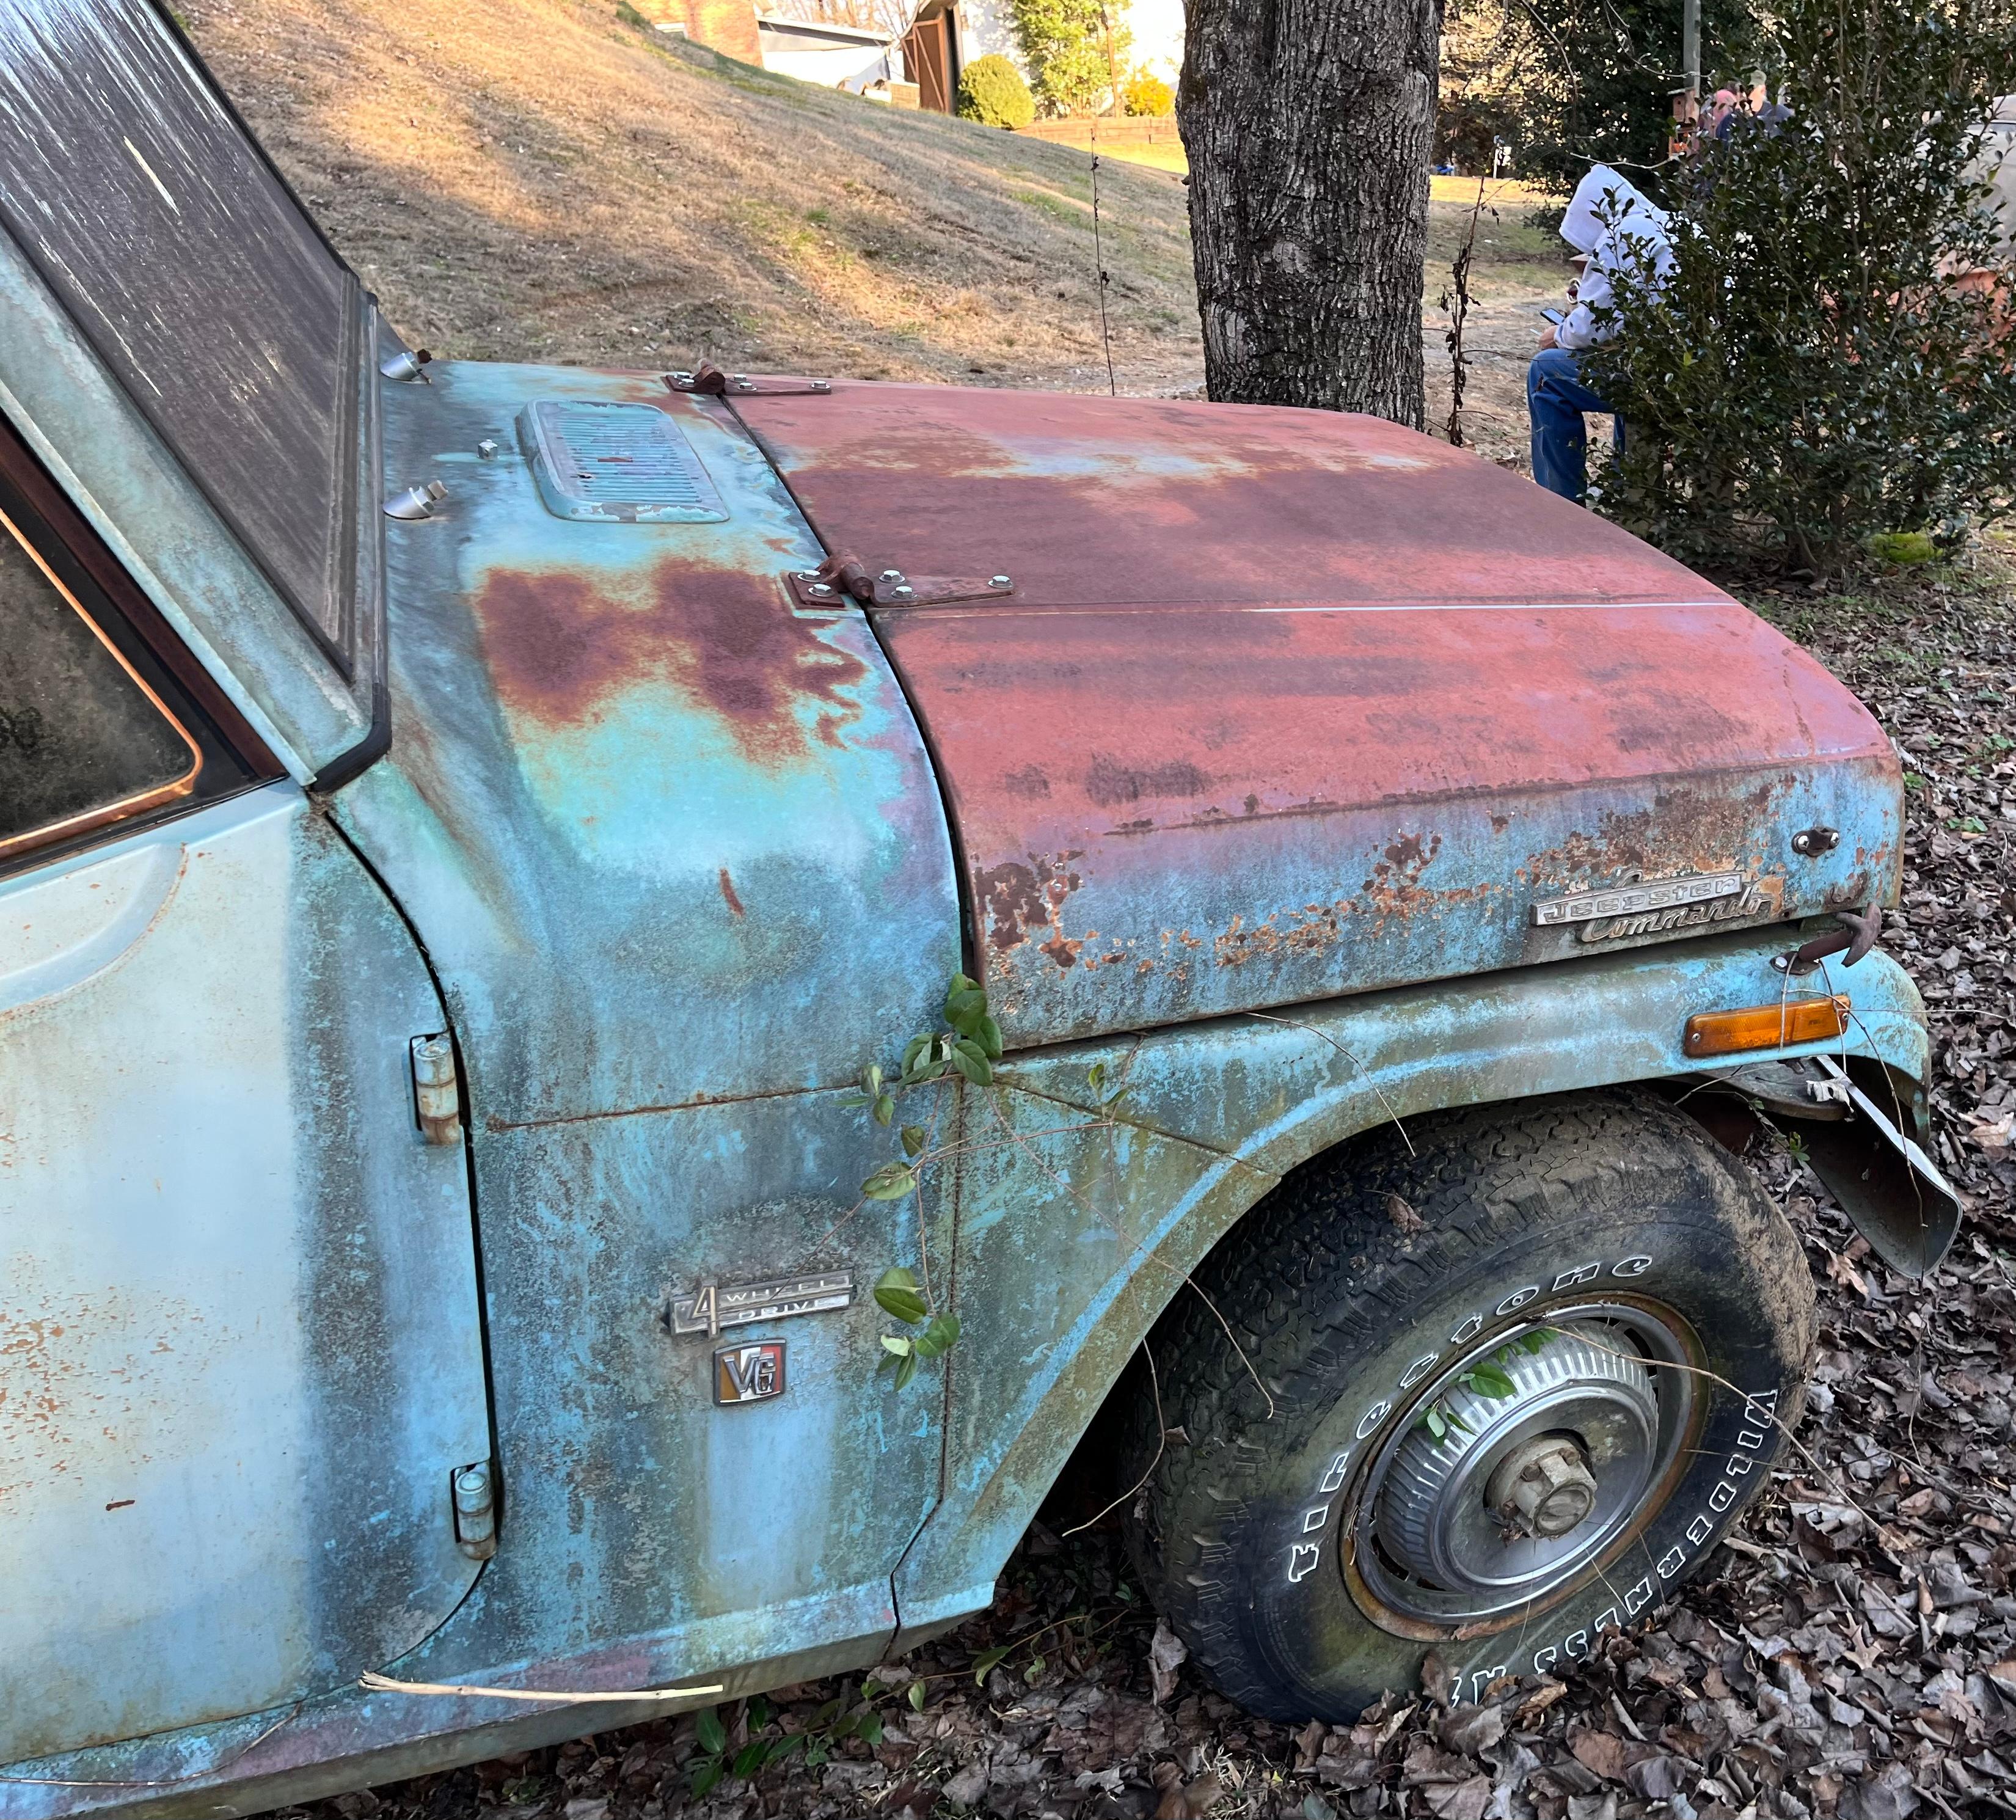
[1532,872,1778,943]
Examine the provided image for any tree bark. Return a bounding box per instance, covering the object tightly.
[1178,0,1444,426]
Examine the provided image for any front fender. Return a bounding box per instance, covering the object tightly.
[894,924,1934,1638]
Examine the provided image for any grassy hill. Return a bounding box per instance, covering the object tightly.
[183,0,1203,392]
[184,0,1569,444]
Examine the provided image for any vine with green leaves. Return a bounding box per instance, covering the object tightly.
[839,971,1133,1392]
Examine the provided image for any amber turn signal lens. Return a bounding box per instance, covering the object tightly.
[1682,994,1850,1059]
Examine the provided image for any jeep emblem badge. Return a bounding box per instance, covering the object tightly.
[714,1341,786,1406]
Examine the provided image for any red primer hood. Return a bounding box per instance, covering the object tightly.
[736,383,1902,1048]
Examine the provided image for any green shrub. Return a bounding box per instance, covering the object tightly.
[957,53,1036,130]
[1009,0,1129,117]
[1120,68,1174,117]
[1581,0,2016,574]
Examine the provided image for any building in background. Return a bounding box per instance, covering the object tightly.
[756,8,906,92]
[626,0,762,62]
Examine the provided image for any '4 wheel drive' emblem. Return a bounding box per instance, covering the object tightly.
[714,1342,787,1405]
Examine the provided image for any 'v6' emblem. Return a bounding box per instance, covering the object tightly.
[714,1341,786,1406]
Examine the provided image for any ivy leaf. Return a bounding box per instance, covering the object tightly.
[971,1644,1012,1686]
[1520,1328,1556,1354]
[731,1741,770,1778]
[949,1038,993,1085]
[974,1014,1004,1061]
[913,1312,962,1359]
[881,1334,913,1356]
[1024,1654,1045,1684]
[872,1093,896,1127]
[908,1679,927,1712]
[696,1708,726,1755]
[1423,1405,1448,1441]
[900,1034,932,1076]
[861,1162,919,1202]
[690,1759,724,1797]
[855,1709,884,1747]
[874,1267,929,1323]
[1468,1361,1517,1398]
[944,974,988,1034]
[893,1348,919,1390]
[900,1124,928,1158]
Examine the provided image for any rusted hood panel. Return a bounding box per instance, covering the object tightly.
[737,384,1902,1047]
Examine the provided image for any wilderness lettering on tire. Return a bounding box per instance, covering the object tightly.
[1126,1088,1814,1721]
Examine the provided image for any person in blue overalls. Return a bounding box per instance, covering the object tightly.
[1528,166,1676,503]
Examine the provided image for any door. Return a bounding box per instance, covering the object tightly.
[0,455,491,1765]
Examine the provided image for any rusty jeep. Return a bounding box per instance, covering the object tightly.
[0,4,1960,1813]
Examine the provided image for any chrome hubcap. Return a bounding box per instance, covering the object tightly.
[1354,1310,1692,1626]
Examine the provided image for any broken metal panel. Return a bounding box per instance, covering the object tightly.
[891,927,1934,1632]
[0,786,488,1766]
[737,383,1904,1048]
[345,361,960,1124]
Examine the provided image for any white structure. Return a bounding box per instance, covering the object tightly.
[755,12,903,91]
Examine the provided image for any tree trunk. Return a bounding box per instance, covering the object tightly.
[1178,0,1443,426]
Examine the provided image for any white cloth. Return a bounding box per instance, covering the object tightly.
[1555,165,1676,351]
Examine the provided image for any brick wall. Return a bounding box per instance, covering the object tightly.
[646,0,759,62]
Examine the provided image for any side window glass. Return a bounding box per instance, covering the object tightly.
[0,507,202,857]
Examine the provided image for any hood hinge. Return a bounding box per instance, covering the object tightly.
[667,363,833,398]
[787,555,1013,610]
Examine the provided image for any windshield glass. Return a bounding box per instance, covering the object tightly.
[0,0,359,669]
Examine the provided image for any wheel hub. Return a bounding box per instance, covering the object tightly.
[1371,1322,1661,1605]
[1487,1435,1599,1537]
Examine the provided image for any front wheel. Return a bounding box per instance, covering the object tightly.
[1126,1088,1813,1720]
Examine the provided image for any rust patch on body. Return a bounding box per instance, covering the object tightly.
[976,852,1084,969]
[475,560,868,762]
[1215,899,1358,968]
[1083,753,1210,809]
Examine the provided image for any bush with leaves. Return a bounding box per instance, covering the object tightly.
[956,51,1035,130]
[1009,0,1128,118]
[1120,67,1173,117]
[1580,0,2016,574]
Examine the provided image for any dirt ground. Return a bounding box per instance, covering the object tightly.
[183,0,1569,456]
[173,7,2016,1818]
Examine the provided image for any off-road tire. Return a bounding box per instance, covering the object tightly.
[1125,1087,1813,1721]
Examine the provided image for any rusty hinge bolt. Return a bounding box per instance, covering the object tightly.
[411,1033,464,1146]
[453,1461,497,1560]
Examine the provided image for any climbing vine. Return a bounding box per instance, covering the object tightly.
[841,971,1134,1391]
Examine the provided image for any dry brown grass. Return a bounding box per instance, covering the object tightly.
[184,0,1571,443]
[185,0,1203,391]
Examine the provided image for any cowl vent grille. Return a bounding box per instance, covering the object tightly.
[519,400,728,523]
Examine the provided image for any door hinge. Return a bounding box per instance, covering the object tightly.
[409,1033,464,1146]
[453,1460,497,1559]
